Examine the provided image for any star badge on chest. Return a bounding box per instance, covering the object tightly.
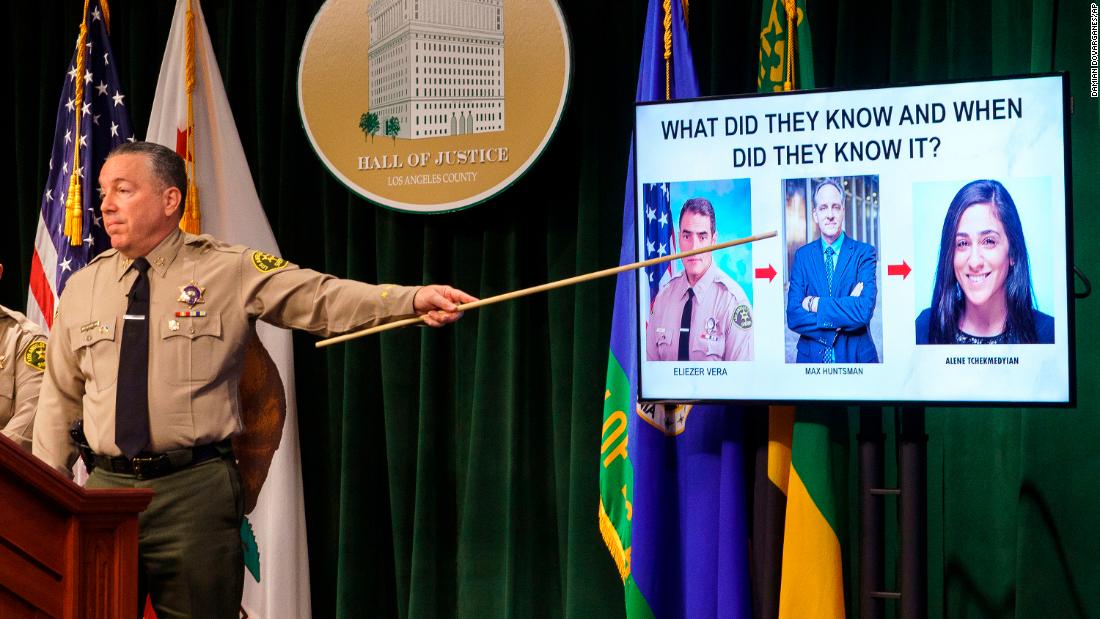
[701,317,720,341]
[178,281,207,307]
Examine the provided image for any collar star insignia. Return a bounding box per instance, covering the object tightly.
[178,281,207,307]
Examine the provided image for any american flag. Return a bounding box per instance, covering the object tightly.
[642,182,674,305]
[27,0,134,330]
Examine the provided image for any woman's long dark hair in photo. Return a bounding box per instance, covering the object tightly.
[928,179,1039,343]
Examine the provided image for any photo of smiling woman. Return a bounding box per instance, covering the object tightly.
[916,179,1054,344]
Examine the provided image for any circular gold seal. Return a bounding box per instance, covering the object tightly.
[298,0,572,214]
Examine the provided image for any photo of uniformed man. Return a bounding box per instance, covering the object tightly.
[645,191,754,362]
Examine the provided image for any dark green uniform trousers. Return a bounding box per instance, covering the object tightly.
[88,455,244,619]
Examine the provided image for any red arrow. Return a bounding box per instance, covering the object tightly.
[755,264,777,282]
[888,260,911,279]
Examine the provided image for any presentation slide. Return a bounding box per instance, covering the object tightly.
[634,74,1072,405]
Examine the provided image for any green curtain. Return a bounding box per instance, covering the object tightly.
[882,1,1100,616]
[5,1,1098,617]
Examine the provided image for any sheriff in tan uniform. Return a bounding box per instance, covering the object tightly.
[32,141,474,618]
[646,197,754,362]
[0,304,47,451]
[33,228,421,467]
[646,263,754,361]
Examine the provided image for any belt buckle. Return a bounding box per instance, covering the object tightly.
[131,454,170,480]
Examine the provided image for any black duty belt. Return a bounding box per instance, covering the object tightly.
[94,440,231,480]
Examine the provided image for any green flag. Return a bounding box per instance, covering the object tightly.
[758,0,815,91]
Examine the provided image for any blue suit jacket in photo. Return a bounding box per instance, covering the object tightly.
[786,235,880,363]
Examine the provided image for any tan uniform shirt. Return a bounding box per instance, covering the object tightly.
[34,229,419,474]
[646,264,754,361]
[0,305,47,450]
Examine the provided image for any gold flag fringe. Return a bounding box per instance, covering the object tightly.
[63,0,93,247]
[180,0,202,234]
[783,0,796,91]
[599,499,631,583]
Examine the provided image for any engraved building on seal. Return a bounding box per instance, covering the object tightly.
[368,0,505,140]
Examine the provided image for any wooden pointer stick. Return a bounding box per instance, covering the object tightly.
[315,230,777,348]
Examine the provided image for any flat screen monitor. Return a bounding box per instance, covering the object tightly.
[634,74,1073,406]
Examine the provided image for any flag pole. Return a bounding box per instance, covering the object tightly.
[315,229,776,348]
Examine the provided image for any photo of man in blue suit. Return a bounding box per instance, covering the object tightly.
[786,179,881,363]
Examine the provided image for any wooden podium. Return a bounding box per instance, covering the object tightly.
[0,435,152,618]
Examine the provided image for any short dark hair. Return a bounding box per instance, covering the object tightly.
[812,178,845,209]
[107,141,188,206]
[679,197,716,234]
[927,179,1037,343]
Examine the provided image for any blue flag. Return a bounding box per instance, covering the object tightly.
[599,0,751,616]
[27,0,135,330]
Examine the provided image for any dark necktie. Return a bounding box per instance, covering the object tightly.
[116,257,152,457]
[824,247,836,364]
[677,288,694,361]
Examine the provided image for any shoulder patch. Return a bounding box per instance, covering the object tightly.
[24,340,46,372]
[732,304,753,330]
[251,251,289,273]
